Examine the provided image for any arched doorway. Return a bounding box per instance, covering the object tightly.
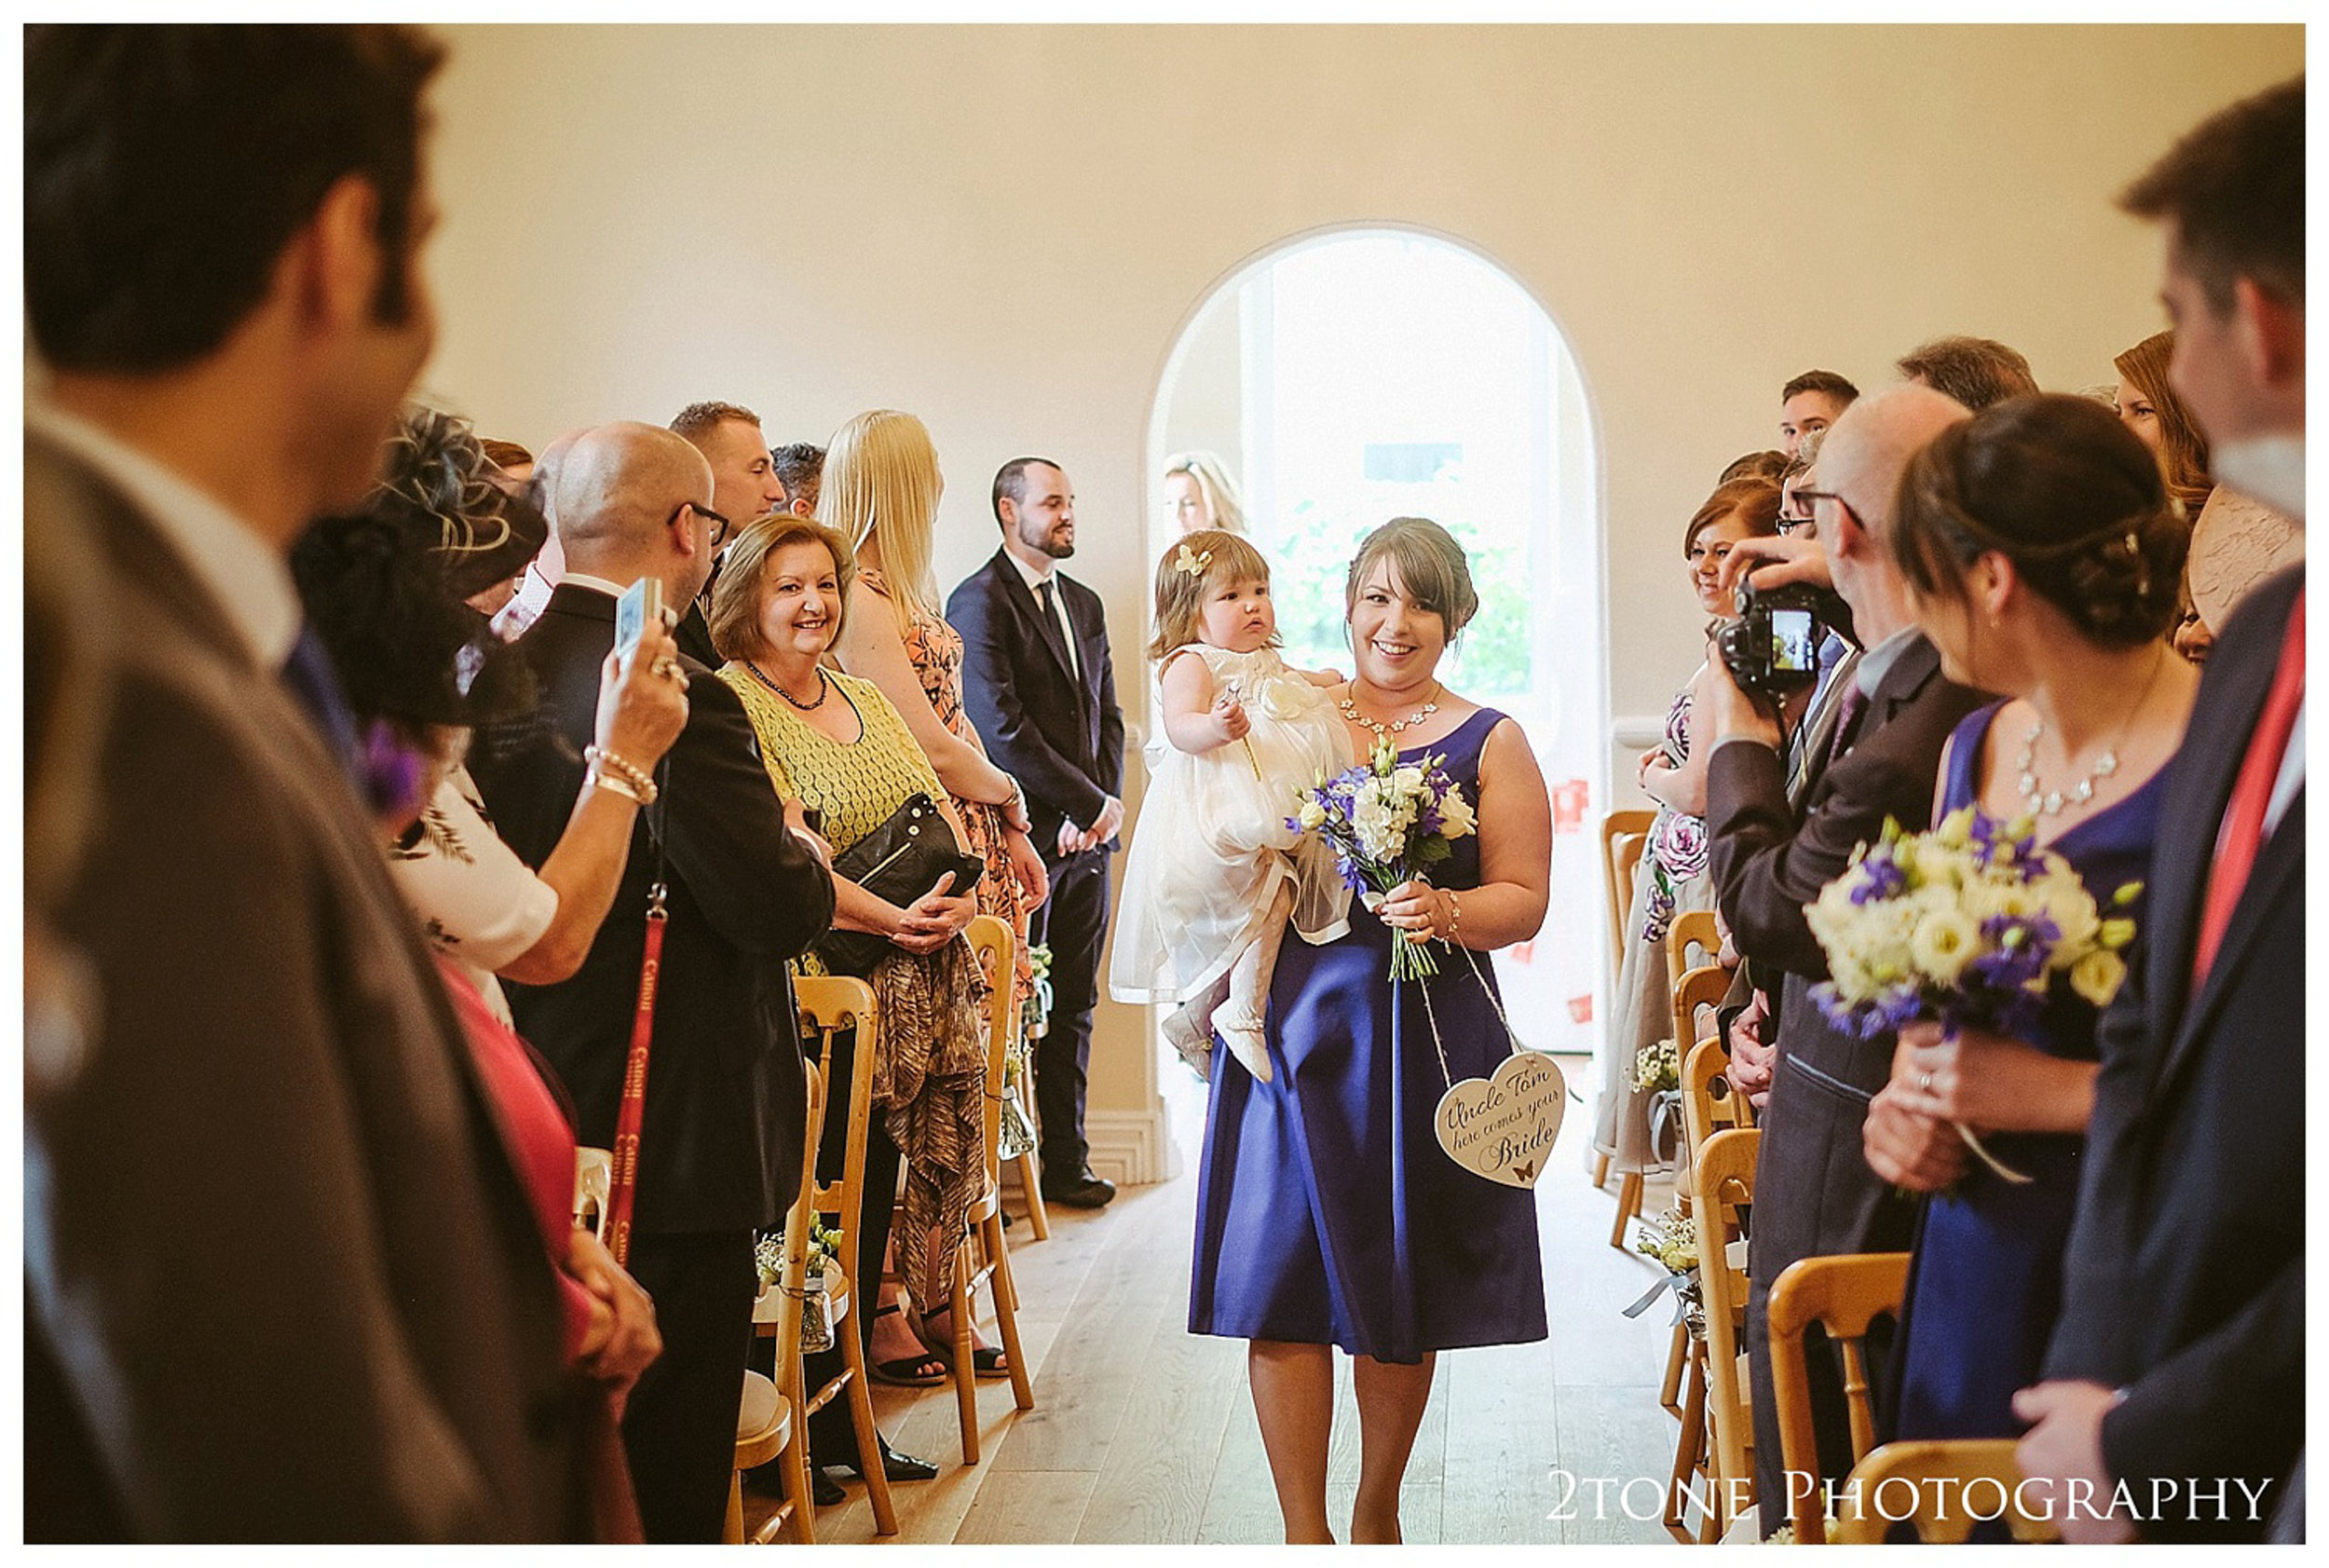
[1144,226,1609,1065]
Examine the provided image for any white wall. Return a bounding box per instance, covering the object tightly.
[419,22,2298,1153]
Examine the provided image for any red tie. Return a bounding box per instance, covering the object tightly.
[2192,589,2306,984]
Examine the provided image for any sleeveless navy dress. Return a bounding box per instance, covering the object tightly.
[1891,701,2163,1439]
[1188,708,1548,1364]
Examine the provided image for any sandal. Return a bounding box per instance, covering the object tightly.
[917,1305,1009,1380]
[868,1302,948,1386]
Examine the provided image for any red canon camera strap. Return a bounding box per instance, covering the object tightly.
[606,878,667,1266]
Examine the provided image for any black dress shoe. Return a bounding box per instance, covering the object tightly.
[1040,1166,1117,1209]
[835,1434,940,1484]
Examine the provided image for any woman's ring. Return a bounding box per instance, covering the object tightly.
[1917,1070,1934,1094]
[652,656,683,683]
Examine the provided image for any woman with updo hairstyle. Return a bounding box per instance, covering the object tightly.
[1864,392,2196,1448]
[1187,515,1554,1544]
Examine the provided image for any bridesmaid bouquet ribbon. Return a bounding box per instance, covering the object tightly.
[1288,737,1565,1188]
[1804,806,2142,1186]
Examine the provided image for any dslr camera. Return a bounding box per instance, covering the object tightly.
[1716,580,1853,697]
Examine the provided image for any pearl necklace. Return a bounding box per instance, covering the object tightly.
[746,660,828,712]
[1340,681,1441,743]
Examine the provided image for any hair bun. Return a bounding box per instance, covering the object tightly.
[2058,504,2186,643]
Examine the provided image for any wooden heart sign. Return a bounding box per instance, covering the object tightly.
[1434,1050,1567,1189]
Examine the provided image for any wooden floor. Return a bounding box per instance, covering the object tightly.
[746,1054,1682,1546]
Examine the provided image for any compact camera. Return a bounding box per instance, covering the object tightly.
[1715,581,1853,697]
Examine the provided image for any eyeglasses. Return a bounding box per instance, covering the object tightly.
[1790,487,1862,539]
[671,500,733,548]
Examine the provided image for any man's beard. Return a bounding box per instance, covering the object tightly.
[1020,521,1073,560]
[2213,434,2307,523]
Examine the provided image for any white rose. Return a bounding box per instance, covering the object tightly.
[1297,798,1328,832]
[2036,870,2102,954]
[1438,788,1477,839]
[1909,909,1981,987]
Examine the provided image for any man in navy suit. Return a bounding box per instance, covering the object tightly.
[2013,76,2304,1544]
[948,457,1126,1209]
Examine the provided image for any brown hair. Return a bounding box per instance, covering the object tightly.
[1343,516,1479,638]
[1719,449,1790,485]
[1683,477,1783,556]
[2112,330,2213,517]
[670,401,760,442]
[480,438,534,471]
[1147,528,1276,661]
[1890,393,2186,648]
[2121,75,2303,313]
[1782,369,1859,405]
[707,512,855,662]
[1896,336,2039,412]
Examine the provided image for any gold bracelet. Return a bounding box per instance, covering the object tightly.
[1442,888,1462,946]
[584,744,658,801]
[588,768,650,806]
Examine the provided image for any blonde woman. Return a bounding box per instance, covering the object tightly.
[1164,449,1247,536]
[821,409,1043,1376]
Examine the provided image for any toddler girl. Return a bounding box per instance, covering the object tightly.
[1110,530,1352,1081]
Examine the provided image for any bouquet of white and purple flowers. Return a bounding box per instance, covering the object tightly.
[1287,737,1477,981]
[1804,806,2140,1180]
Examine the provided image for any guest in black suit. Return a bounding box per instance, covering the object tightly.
[1701,385,1989,1531]
[2015,75,2304,1545]
[947,457,1127,1209]
[472,421,835,1542]
[670,399,789,668]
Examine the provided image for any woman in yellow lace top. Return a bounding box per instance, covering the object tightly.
[708,513,990,1476]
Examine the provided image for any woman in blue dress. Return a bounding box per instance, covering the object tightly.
[1188,517,1553,1544]
[1859,394,2197,1442]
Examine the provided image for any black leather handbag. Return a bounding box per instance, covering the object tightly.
[815,791,986,976]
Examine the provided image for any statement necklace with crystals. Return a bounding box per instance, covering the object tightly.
[747,660,829,712]
[1340,680,1442,743]
[2015,649,2166,818]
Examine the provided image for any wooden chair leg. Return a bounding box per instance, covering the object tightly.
[1658,1318,1688,1419]
[1012,1149,1051,1240]
[1590,1150,1612,1189]
[837,1304,898,1535]
[986,1212,1036,1411]
[777,1411,815,1543]
[1665,1343,1708,1544]
[725,1471,745,1546]
[1609,1170,1643,1249]
[950,1244,980,1466]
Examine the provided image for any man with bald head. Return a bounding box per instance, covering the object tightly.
[471,421,834,1542]
[1700,385,1993,1531]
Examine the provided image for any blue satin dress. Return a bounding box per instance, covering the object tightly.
[1187,708,1548,1364]
[1891,701,2163,1439]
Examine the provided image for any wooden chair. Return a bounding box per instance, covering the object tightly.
[790,975,899,1536]
[1665,908,1723,996]
[922,915,1039,1466]
[1766,1250,1911,1546]
[1693,1126,1760,1539]
[1831,1440,2060,1544]
[1001,950,1050,1241]
[1655,1031,1754,1459]
[731,1056,829,1544]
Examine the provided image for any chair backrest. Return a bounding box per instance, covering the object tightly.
[1600,808,1656,963]
[1767,1251,1912,1543]
[1680,1038,1753,1159]
[794,975,879,1265]
[1831,1439,2060,1545]
[1665,908,1723,995]
[1670,961,1731,1083]
[1694,1126,1760,1516]
[574,1147,612,1241]
[964,915,1015,1188]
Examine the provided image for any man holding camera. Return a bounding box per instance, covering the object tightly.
[1700,383,1989,1532]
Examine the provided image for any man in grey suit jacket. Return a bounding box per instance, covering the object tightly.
[25,27,579,1540]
